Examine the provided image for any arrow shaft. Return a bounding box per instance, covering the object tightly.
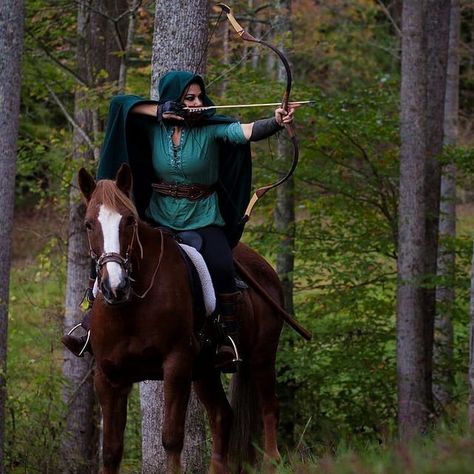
[183,100,313,112]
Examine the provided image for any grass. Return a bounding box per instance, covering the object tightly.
[278,425,474,473]
[7,262,65,472]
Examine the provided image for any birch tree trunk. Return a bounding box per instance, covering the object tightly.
[0,3,24,472]
[60,1,131,471]
[140,1,209,472]
[434,0,460,410]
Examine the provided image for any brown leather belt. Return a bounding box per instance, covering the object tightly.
[152,181,215,201]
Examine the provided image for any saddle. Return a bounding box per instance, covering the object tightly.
[176,231,248,296]
[175,231,247,350]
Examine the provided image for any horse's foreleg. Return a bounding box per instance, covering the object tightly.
[95,371,131,474]
[254,367,281,472]
[194,372,233,474]
[162,356,193,474]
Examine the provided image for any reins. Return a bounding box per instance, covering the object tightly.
[132,229,164,299]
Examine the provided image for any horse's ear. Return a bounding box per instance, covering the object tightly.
[116,163,132,197]
[78,168,96,202]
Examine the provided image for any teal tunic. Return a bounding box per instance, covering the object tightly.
[146,122,247,230]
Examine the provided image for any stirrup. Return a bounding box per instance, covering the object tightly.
[225,335,242,364]
[67,324,91,357]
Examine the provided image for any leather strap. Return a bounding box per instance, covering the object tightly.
[152,181,215,200]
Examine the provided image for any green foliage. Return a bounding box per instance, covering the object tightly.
[292,0,400,91]
[9,0,474,470]
[244,82,400,448]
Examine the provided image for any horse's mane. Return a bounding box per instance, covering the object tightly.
[94,180,138,218]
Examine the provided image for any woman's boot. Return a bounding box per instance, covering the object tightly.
[214,291,242,373]
[61,287,94,357]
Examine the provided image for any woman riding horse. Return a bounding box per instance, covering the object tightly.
[62,70,296,372]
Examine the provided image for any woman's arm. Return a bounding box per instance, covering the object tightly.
[130,103,159,117]
[240,104,298,140]
[132,102,187,122]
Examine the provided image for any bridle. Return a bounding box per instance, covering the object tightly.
[87,221,138,286]
[87,220,165,301]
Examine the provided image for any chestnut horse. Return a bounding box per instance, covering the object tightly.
[78,164,284,473]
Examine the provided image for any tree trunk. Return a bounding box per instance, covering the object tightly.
[397,0,451,439]
[0,3,24,472]
[150,0,209,92]
[118,0,140,93]
[272,0,299,448]
[397,0,429,438]
[60,1,131,471]
[140,1,209,472]
[434,0,460,410]
[422,0,451,415]
[274,0,295,316]
[60,2,101,472]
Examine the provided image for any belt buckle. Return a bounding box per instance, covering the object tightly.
[170,183,179,198]
[189,185,199,200]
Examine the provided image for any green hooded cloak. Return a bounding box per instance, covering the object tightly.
[96,71,252,248]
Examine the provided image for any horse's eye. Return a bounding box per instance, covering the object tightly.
[85,221,93,231]
[125,216,136,227]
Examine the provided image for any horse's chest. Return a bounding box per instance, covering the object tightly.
[98,339,166,383]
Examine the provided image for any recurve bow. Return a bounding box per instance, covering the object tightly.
[217,3,299,222]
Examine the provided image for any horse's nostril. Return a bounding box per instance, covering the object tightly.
[101,276,130,304]
[118,279,129,291]
[100,278,112,298]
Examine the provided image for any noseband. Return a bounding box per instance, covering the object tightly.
[88,222,137,282]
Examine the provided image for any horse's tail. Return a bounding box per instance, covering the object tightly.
[228,362,260,471]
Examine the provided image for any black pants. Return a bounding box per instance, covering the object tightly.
[89,226,237,295]
[194,226,237,295]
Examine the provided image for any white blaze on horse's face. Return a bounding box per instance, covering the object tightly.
[98,204,125,293]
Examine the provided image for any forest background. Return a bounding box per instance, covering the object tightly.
[3,0,474,472]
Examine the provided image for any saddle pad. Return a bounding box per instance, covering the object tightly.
[179,244,216,316]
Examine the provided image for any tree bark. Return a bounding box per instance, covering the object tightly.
[422,0,451,415]
[60,2,101,472]
[397,0,451,439]
[274,0,295,316]
[140,1,209,472]
[397,0,429,438]
[0,3,24,472]
[60,1,131,472]
[150,0,209,92]
[434,0,460,410]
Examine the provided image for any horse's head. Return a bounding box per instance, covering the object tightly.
[79,164,137,305]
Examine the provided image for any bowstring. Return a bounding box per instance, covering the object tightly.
[182,9,224,147]
[194,9,224,78]
[206,26,275,92]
